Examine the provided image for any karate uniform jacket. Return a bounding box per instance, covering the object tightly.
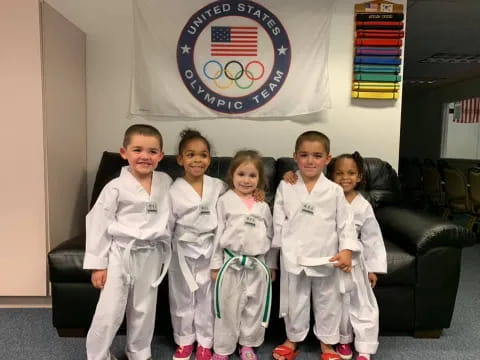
[273,172,360,277]
[83,166,172,270]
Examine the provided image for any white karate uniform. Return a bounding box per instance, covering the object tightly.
[273,172,360,345]
[83,166,172,360]
[339,193,387,355]
[168,175,226,349]
[211,190,277,356]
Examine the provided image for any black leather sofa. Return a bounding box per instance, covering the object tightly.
[48,152,475,338]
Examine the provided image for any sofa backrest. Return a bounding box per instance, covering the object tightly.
[90,151,277,208]
[90,152,400,210]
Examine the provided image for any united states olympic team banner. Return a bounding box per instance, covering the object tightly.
[130,0,334,117]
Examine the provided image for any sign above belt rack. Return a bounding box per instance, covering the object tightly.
[352,0,405,100]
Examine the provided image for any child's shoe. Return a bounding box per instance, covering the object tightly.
[196,345,213,360]
[173,344,195,360]
[356,355,370,360]
[212,353,229,360]
[336,344,353,360]
[239,346,257,360]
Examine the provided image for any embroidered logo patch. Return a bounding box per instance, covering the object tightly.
[146,201,158,213]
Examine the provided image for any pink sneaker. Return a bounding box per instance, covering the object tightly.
[239,346,257,360]
[336,344,353,360]
[173,344,194,360]
[212,353,229,360]
[356,356,370,360]
[196,345,213,360]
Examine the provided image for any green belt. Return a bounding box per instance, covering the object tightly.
[214,249,272,327]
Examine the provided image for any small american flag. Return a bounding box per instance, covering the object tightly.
[211,26,258,56]
[454,98,480,123]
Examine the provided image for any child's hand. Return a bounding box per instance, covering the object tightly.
[270,269,276,282]
[283,171,298,184]
[368,272,378,288]
[91,269,107,289]
[252,189,265,202]
[330,250,352,273]
[211,269,219,282]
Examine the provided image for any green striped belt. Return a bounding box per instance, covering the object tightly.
[214,249,272,327]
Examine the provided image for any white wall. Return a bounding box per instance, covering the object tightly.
[46,0,406,197]
[401,76,480,161]
[442,104,480,159]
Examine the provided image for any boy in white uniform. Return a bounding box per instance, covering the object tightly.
[272,131,361,360]
[84,124,172,360]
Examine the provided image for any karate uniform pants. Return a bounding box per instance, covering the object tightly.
[213,265,268,356]
[168,253,214,348]
[339,262,379,354]
[86,242,163,360]
[284,271,342,345]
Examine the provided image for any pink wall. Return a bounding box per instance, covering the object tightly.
[0,0,47,295]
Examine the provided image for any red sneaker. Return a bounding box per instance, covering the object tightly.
[336,344,353,360]
[173,344,194,360]
[196,345,213,360]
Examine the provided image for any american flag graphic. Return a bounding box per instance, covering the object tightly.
[211,26,258,56]
[454,98,480,123]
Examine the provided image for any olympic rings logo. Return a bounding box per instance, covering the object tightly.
[202,60,265,89]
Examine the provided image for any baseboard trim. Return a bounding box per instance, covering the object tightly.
[0,296,52,308]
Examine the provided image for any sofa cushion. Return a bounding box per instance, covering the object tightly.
[377,239,416,286]
[49,234,89,283]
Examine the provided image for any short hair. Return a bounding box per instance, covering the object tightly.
[177,128,211,155]
[294,130,330,154]
[327,151,366,190]
[225,150,267,191]
[123,124,163,149]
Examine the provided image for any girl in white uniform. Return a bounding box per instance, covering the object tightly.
[210,150,277,360]
[84,124,172,360]
[328,152,387,360]
[168,130,226,360]
[273,131,361,360]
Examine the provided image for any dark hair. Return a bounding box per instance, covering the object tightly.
[225,150,266,191]
[178,128,211,155]
[123,124,163,149]
[294,130,330,153]
[327,151,366,190]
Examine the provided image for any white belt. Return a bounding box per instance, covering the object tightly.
[120,238,171,288]
[176,231,214,292]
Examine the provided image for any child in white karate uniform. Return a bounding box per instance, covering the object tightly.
[328,152,387,360]
[272,131,360,360]
[168,130,226,360]
[84,124,172,360]
[210,150,277,360]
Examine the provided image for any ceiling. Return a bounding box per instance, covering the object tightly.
[404,0,480,85]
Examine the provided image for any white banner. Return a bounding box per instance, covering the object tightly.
[130,0,334,117]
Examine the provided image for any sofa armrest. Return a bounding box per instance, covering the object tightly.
[48,233,90,283]
[375,206,475,255]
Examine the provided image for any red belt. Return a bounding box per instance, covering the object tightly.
[355,38,403,47]
[356,30,404,39]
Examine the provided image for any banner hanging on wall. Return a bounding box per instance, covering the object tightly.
[130,0,334,117]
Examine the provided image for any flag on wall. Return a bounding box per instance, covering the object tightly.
[130,0,334,117]
[453,98,480,123]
